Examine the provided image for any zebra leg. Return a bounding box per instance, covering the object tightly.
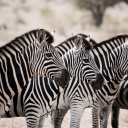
[100,104,112,128]
[0,103,5,116]
[92,104,101,128]
[25,113,40,128]
[38,115,46,128]
[111,104,120,128]
[51,109,68,128]
[25,106,41,128]
[70,103,84,128]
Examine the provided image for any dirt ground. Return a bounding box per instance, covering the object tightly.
[1,108,128,128]
[0,0,128,127]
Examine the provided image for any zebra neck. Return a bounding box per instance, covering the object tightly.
[89,35,128,70]
[103,52,125,85]
[52,76,96,111]
[61,50,75,75]
[0,37,36,97]
[90,47,124,85]
[52,77,80,110]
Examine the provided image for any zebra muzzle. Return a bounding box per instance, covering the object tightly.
[91,73,105,90]
[54,68,70,88]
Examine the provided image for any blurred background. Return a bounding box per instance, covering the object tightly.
[0,0,128,127]
[1,0,128,46]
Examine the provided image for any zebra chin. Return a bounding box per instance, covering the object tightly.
[54,68,70,88]
[90,73,105,90]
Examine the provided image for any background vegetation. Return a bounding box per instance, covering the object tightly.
[75,0,128,26]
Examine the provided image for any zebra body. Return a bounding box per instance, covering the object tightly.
[51,76,98,128]
[0,28,69,117]
[2,75,62,128]
[1,35,104,128]
[91,38,128,128]
[111,75,128,128]
[51,34,128,128]
[2,75,96,128]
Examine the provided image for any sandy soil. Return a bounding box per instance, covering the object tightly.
[1,108,128,128]
[0,0,128,127]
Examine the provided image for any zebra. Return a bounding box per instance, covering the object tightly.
[111,75,128,128]
[91,37,128,128]
[1,34,105,128]
[50,34,128,128]
[0,28,70,117]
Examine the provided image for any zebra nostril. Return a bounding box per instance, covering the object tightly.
[52,76,55,80]
[88,80,92,85]
[54,69,70,88]
[62,69,70,81]
[96,73,104,84]
[91,73,105,90]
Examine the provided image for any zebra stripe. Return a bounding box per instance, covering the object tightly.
[51,76,97,128]
[91,39,128,128]
[1,35,104,128]
[50,34,128,128]
[0,29,69,116]
[111,75,128,128]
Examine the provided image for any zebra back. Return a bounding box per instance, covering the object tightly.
[56,34,128,56]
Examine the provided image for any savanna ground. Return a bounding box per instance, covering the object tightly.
[0,0,128,127]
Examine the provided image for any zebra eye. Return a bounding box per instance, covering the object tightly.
[45,53,53,58]
[83,58,89,63]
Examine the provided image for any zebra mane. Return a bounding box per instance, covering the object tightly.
[0,28,54,49]
[56,34,92,50]
[93,34,128,48]
[78,34,97,46]
[79,34,128,50]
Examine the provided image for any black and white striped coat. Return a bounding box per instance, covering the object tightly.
[50,34,128,128]
[111,75,128,128]
[1,35,104,128]
[0,29,69,117]
[90,36,128,128]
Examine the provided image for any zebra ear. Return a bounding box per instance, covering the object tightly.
[83,35,92,50]
[74,35,83,49]
[37,29,46,44]
[38,29,54,45]
[86,34,91,42]
[51,29,56,36]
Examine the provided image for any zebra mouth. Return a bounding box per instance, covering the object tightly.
[91,73,105,90]
[54,69,70,88]
[55,76,70,88]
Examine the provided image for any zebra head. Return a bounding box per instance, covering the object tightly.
[30,29,70,88]
[65,34,105,90]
